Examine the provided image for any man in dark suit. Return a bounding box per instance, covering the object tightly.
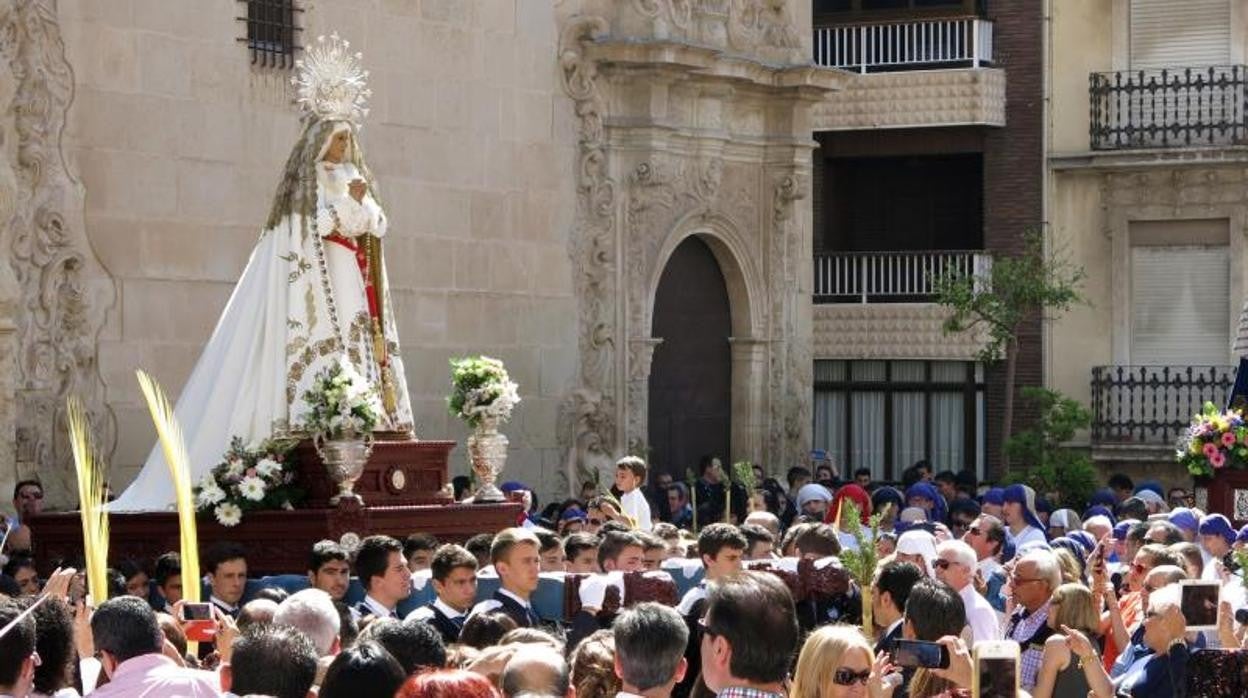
[406,544,477,645]
[873,561,924,698]
[468,528,542,628]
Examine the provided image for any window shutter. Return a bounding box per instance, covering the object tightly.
[1130,245,1230,365]
[1130,0,1230,69]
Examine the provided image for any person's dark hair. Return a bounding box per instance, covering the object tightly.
[92,596,163,663]
[902,461,930,489]
[1,555,35,580]
[154,551,181,586]
[459,610,518,649]
[11,479,41,501]
[1108,473,1134,493]
[780,522,815,556]
[697,523,748,560]
[229,624,319,698]
[786,466,812,489]
[355,535,403,590]
[934,470,956,486]
[978,514,1006,556]
[31,597,74,694]
[430,544,478,582]
[637,532,666,553]
[874,561,924,613]
[364,619,447,674]
[115,558,147,585]
[534,528,561,554]
[564,532,599,561]
[617,455,648,481]
[595,520,628,536]
[0,599,35,687]
[464,533,494,561]
[853,467,871,480]
[106,568,127,599]
[1119,497,1148,522]
[1147,521,1184,545]
[793,523,842,557]
[204,541,247,575]
[615,602,689,691]
[403,533,440,560]
[597,531,644,568]
[0,574,20,597]
[703,571,798,684]
[904,578,966,641]
[309,540,349,573]
[334,600,359,649]
[254,587,289,604]
[320,640,406,698]
[1126,521,1151,547]
[738,524,774,553]
[698,454,720,477]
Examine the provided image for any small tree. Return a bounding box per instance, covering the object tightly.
[1003,387,1098,510]
[936,231,1085,468]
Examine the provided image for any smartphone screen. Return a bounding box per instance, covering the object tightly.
[893,639,948,669]
[181,602,213,621]
[1181,582,1219,629]
[977,656,1017,698]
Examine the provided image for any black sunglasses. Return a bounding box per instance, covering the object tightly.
[833,668,871,686]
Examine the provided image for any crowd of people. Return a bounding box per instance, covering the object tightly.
[2,461,1248,697]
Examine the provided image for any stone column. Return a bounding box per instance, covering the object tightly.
[728,336,768,465]
[626,337,664,456]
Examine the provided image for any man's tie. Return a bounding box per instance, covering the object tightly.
[526,606,540,626]
[451,614,465,631]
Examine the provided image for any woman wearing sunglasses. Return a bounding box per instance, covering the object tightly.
[791,625,899,698]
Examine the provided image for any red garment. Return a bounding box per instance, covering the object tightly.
[826,484,872,525]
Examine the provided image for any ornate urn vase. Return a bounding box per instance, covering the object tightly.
[314,433,374,505]
[468,415,508,503]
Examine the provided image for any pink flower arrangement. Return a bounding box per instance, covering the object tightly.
[1177,402,1248,477]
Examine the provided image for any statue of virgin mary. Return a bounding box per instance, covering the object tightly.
[112,34,413,511]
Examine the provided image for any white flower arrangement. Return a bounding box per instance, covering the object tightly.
[192,436,302,527]
[304,356,383,439]
[448,356,521,428]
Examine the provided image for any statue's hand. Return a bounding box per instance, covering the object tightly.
[349,179,366,203]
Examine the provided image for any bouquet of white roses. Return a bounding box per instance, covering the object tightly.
[304,357,384,439]
[448,355,520,428]
[193,436,302,527]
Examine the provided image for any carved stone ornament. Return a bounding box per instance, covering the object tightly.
[626,0,802,57]
[0,0,116,507]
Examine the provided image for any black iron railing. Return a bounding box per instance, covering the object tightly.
[1091,365,1236,445]
[1090,66,1248,150]
[236,0,303,69]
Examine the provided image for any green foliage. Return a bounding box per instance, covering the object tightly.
[731,461,757,491]
[1003,387,1098,510]
[838,500,884,588]
[935,231,1086,363]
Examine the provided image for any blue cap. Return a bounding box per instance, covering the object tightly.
[1050,537,1086,563]
[1088,488,1116,508]
[1135,481,1164,499]
[1068,530,1097,555]
[1168,507,1199,533]
[560,506,588,522]
[1238,524,1248,545]
[1199,513,1236,544]
[1113,519,1137,540]
[982,488,1005,506]
[1082,504,1116,526]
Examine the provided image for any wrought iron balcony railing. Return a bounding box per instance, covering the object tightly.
[813,250,991,304]
[1089,66,1248,150]
[813,17,993,74]
[1090,365,1236,445]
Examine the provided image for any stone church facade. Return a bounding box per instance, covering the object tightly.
[0,0,835,508]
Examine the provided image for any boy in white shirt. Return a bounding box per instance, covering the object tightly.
[615,456,653,531]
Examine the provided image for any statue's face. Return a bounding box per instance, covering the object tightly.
[323,129,349,163]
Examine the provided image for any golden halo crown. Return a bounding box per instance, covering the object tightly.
[291,32,371,124]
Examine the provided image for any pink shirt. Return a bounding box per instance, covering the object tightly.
[88,654,221,698]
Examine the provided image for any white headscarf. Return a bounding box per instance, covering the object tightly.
[896,530,938,576]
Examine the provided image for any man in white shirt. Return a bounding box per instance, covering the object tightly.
[353,535,410,620]
[616,456,653,531]
[205,542,248,619]
[469,527,543,627]
[407,544,477,644]
[934,539,1001,645]
[963,514,1006,579]
[614,603,688,698]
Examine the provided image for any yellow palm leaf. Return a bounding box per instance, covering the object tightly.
[66,396,110,605]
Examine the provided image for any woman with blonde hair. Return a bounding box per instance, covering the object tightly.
[791,624,897,698]
[1033,583,1099,698]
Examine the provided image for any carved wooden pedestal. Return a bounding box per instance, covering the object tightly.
[32,437,523,576]
[1198,469,1248,527]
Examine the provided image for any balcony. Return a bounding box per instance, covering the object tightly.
[813,250,991,303]
[811,17,1004,131]
[813,17,994,74]
[1090,66,1248,150]
[1090,365,1235,447]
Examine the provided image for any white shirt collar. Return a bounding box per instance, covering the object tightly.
[884,618,903,637]
[433,597,467,619]
[497,587,531,608]
[210,595,239,613]
[363,594,396,616]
